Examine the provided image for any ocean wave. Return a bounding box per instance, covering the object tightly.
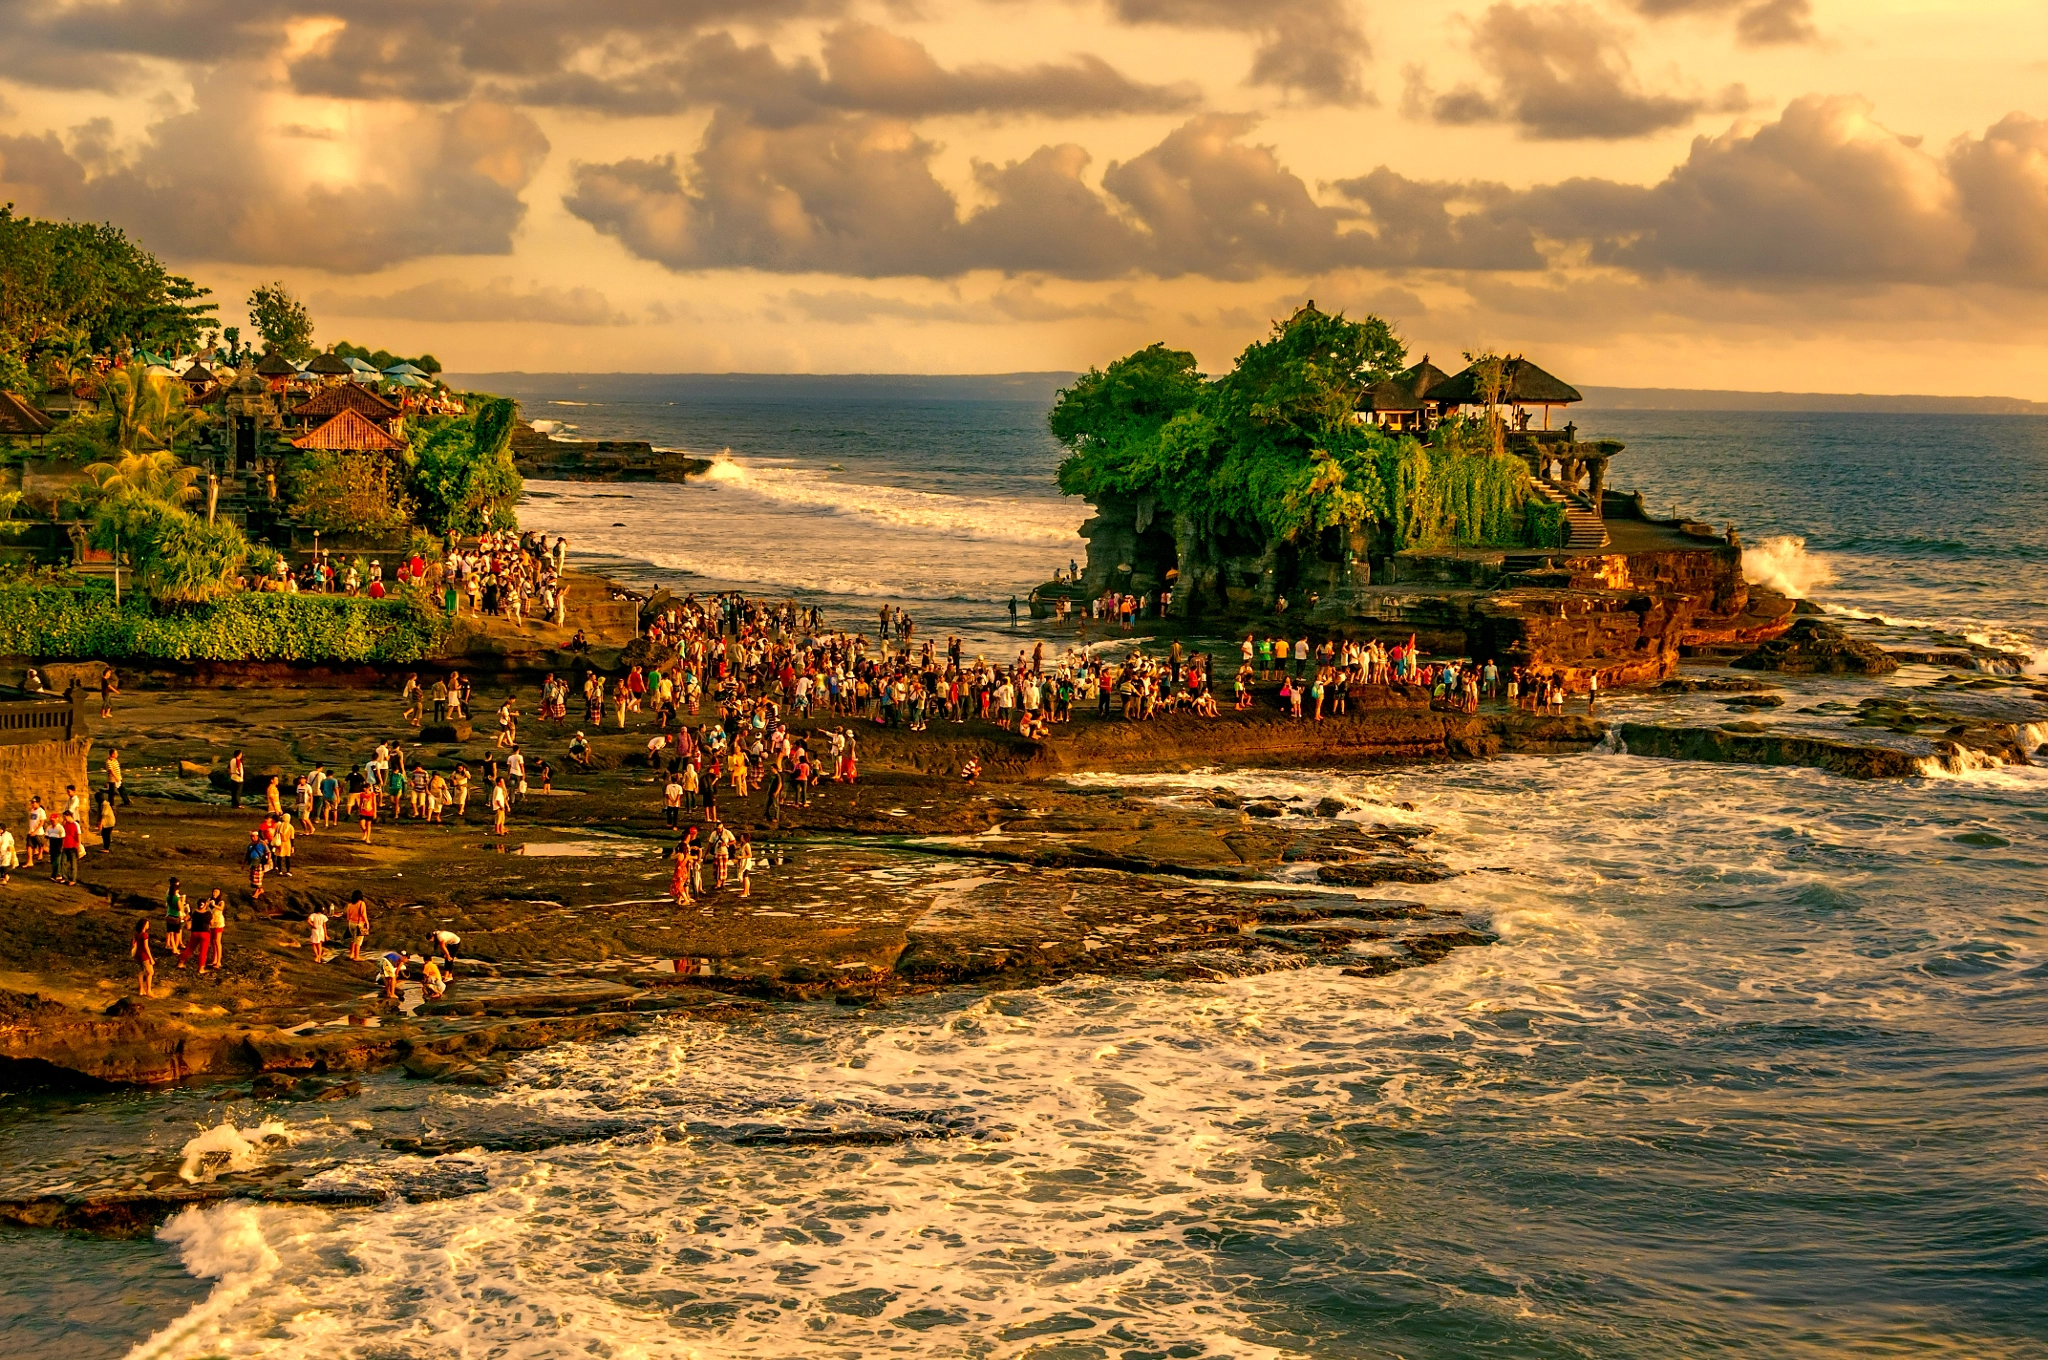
[696,455,1083,547]
[1742,536,1835,599]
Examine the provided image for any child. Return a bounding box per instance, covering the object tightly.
[307,906,329,963]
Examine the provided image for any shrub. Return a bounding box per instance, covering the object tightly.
[285,451,415,536]
[0,585,450,662]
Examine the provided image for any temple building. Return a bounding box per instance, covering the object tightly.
[1357,356,1453,431]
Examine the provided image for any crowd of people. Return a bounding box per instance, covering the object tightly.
[88,577,1606,1001]
[246,530,569,622]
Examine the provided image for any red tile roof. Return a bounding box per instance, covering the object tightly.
[290,408,405,453]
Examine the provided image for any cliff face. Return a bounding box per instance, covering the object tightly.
[1078,493,1361,617]
[1074,485,1783,687]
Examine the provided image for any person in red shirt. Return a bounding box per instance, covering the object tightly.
[57,812,81,884]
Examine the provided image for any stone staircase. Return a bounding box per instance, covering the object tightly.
[1531,479,1609,550]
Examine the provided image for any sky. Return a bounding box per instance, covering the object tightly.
[3,0,2046,394]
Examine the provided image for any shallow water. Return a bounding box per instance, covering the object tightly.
[8,755,2044,1358]
[9,387,2048,1355]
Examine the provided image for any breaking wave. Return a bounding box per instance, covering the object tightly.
[1742,535,1835,599]
[696,454,1082,547]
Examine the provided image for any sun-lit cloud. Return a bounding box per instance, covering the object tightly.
[1404,3,1751,140]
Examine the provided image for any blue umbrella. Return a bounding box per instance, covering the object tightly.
[382,362,428,377]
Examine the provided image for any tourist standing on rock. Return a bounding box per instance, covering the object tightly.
[345,891,370,961]
[670,843,692,906]
[185,889,225,972]
[264,774,283,818]
[307,905,328,963]
[94,789,117,851]
[130,917,153,997]
[402,674,421,728]
[99,667,118,720]
[358,780,377,842]
[245,831,272,902]
[54,811,79,884]
[491,777,509,835]
[228,751,247,809]
[164,880,188,961]
[104,747,128,807]
[24,796,46,869]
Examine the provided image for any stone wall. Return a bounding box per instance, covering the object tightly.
[0,736,93,819]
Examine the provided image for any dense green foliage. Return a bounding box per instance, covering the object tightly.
[0,206,216,381]
[77,449,249,605]
[286,451,416,536]
[407,396,522,535]
[1051,304,1542,553]
[0,584,449,662]
[246,282,316,362]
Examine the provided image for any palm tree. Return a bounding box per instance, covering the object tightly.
[82,449,200,508]
[97,362,204,458]
[35,332,92,394]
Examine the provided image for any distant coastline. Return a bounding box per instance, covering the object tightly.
[1576,386,2048,415]
[453,371,2048,417]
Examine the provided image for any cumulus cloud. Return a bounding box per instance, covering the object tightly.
[0,73,547,271]
[1408,3,1748,140]
[506,24,1194,120]
[565,111,1367,279]
[1510,96,1977,280]
[1107,0,1373,104]
[0,0,289,89]
[315,277,631,325]
[566,96,2048,291]
[1624,0,1817,45]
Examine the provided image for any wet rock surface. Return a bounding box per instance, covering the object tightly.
[1732,618,1900,675]
[0,681,1544,1098]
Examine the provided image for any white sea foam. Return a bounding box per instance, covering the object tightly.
[695,454,1083,547]
[177,1119,290,1183]
[127,758,2048,1358]
[1743,535,1835,599]
[126,1204,281,1360]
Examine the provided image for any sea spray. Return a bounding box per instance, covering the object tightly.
[178,1119,290,1183]
[125,1204,282,1360]
[1742,535,1835,599]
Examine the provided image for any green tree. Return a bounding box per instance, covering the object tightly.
[247,282,316,362]
[0,206,214,359]
[1050,302,1539,558]
[408,396,522,535]
[286,451,415,535]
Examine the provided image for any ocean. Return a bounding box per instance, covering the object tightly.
[5,377,2045,1359]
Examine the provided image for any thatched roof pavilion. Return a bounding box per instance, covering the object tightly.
[1434,357,1583,428]
[1358,356,1454,430]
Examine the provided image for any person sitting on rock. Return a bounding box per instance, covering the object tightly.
[421,955,448,1000]
[568,732,593,769]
